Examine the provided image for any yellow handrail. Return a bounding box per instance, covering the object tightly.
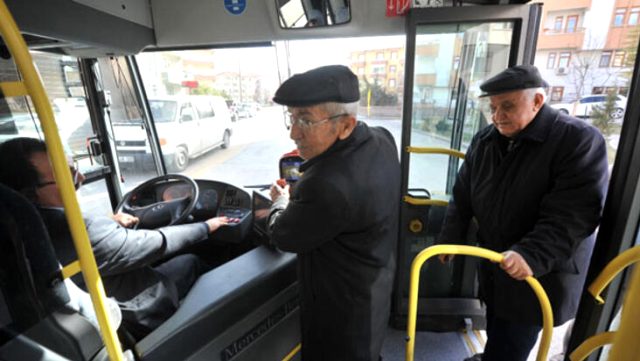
[403,147,465,207]
[569,332,616,361]
[587,246,640,304]
[570,246,640,361]
[406,245,553,361]
[402,195,448,207]
[406,146,465,159]
[607,265,640,360]
[0,2,124,360]
[282,343,301,361]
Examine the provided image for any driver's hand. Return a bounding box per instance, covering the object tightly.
[205,216,240,233]
[270,181,290,202]
[112,212,139,228]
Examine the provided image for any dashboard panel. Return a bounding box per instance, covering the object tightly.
[128,179,252,243]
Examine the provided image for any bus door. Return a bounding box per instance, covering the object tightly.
[393,4,542,330]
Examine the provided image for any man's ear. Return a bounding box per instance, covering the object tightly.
[337,115,357,140]
[533,92,545,110]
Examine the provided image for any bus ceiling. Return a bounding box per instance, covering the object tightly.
[5,0,533,57]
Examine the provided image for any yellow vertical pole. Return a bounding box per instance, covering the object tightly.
[608,265,640,361]
[0,1,124,360]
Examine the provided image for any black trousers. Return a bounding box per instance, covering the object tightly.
[155,253,206,299]
[482,306,542,361]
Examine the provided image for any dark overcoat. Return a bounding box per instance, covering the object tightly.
[270,122,400,361]
[40,207,209,335]
[440,104,609,326]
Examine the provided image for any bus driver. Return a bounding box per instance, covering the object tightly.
[0,137,236,339]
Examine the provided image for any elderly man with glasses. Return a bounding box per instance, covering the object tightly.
[267,65,401,361]
[438,65,610,361]
[0,137,235,339]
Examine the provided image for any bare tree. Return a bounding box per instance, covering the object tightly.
[567,35,617,101]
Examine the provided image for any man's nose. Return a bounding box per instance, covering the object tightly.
[492,108,505,121]
[289,123,302,140]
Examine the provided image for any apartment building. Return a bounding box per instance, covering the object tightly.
[349,47,405,99]
[534,0,639,103]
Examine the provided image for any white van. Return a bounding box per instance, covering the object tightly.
[115,95,233,171]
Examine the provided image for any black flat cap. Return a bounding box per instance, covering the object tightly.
[273,65,360,107]
[479,65,549,97]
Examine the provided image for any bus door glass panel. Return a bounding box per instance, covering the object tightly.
[0,52,111,219]
[97,57,159,194]
[408,22,512,200]
[394,4,541,330]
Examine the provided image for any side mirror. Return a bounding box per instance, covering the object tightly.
[276,0,351,29]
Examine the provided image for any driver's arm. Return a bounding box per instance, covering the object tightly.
[86,216,210,276]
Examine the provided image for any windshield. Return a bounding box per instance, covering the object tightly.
[149,100,178,123]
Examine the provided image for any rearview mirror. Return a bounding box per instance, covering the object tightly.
[276,0,351,29]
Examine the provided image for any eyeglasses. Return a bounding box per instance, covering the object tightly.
[284,112,348,130]
[37,165,81,190]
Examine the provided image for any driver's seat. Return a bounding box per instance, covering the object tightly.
[0,183,107,360]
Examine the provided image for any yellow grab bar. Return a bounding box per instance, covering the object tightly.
[587,246,640,304]
[62,260,82,279]
[406,245,553,361]
[406,146,465,159]
[0,1,124,360]
[403,195,449,207]
[607,265,640,361]
[0,80,28,97]
[403,147,464,207]
[569,332,616,361]
[281,343,301,361]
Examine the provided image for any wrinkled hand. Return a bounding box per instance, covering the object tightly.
[438,254,455,264]
[205,216,240,233]
[270,181,290,203]
[112,212,139,228]
[500,250,533,281]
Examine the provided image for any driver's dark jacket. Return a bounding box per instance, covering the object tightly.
[439,105,609,325]
[39,207,209,334]
[269,122,400,361]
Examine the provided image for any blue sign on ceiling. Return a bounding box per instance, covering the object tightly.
[224,0,246,15]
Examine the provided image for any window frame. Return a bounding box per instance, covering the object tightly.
[547,52,557,68]
[614,8,626,27]
[565,15,578,33]
[600,51,612,67]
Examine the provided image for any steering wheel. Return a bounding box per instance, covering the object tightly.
[115,174,199,229]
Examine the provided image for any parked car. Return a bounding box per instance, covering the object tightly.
[114,95,234,171]
[550,94,627,121]
[236,103,256,119]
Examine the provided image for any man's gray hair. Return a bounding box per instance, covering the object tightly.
[525,87,547,103]
[320,101,359,118]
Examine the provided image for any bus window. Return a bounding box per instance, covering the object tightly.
[130,36,405,187]
[0,51,113,218]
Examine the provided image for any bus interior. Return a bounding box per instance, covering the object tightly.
[1,0,640,360]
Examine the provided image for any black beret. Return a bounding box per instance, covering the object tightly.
[479,65,549,97]
[273,65,360,107]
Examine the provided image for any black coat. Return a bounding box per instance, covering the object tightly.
[440,105,609,326]
[270,122,400,361]
[39,207,209,335]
